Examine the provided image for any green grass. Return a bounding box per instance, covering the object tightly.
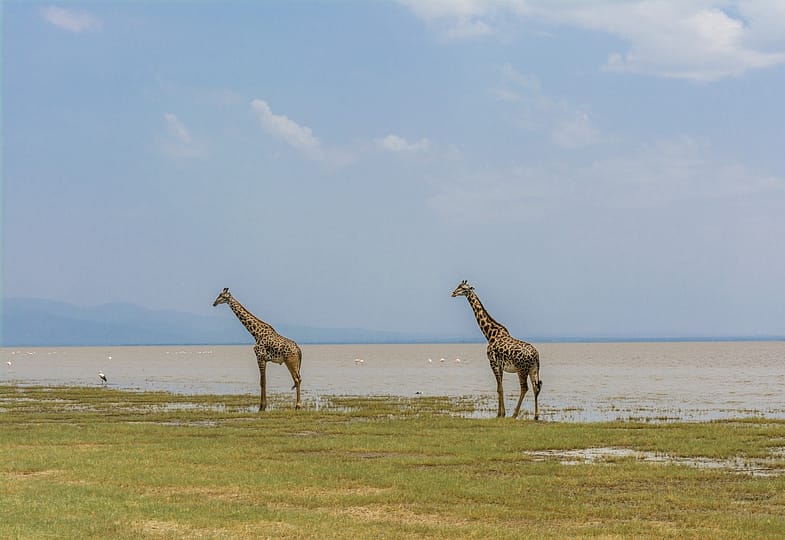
[2,385,785,539]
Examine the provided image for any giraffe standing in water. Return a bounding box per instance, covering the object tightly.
[451,280,542,419]
[212,288,302,411]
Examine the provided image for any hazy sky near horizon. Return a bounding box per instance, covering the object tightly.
[3,1,785,339]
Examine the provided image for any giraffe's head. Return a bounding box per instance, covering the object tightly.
[451,280,474,298]
[212,287,232,307]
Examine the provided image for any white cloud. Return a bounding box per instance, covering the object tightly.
[378,134,431,153]
[582,4,785,80]
[250,99,354,166]
[40,6,101,33]
[399,1,785,80]
[250,99,321,154]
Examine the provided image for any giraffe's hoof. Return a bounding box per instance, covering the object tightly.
[295,404,302,410]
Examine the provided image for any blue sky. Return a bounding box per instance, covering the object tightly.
[3,1,785,339]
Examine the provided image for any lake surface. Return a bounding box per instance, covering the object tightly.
[2,342,784,422]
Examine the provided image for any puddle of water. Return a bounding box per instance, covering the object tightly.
[525,447,785,477]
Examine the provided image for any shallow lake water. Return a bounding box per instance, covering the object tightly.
[2,342,784,422]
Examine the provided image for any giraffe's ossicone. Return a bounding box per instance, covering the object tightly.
[213,288,302,411]
[451,280,542,420]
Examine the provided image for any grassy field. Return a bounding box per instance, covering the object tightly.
[1,385,784,539]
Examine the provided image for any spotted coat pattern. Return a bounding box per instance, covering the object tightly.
[213,288,302,411]
[452,280,542,419]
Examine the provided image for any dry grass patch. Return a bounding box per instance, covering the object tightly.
[332,503,472,527]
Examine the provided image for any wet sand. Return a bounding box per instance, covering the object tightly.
[2,341,784,422]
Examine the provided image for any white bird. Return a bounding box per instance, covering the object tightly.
[455,358,461,363]
[354,358,364,365]
[427,358,432,363]
[98,371,107,383]
[5,361,11,367]
[439,357,445,363]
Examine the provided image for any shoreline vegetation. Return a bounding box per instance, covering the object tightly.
[2,385,784,538]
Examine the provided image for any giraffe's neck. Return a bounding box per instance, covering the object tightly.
[465,291,509,342]
[228,297,274,339]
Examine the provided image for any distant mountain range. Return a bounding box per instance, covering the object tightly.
[3,298,781,347]
[0,297,461,347]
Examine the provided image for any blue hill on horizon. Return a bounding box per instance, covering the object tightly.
[1,297,781,347]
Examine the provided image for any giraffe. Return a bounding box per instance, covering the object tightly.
[451,280,542,419]
[212,288,302,411]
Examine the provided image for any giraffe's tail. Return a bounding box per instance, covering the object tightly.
[531,367,543,395]
[533,353,542,394]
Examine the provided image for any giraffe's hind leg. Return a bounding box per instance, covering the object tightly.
[512,370,529,419]
[531,368,542,421]
[284,354,302,410]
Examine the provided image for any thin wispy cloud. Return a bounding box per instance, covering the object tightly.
[158,113,203,159]
[428,136,785,224]
[377,134,431,153]
[400,1,785,81]
[40,6,101,33]
[551,113,604,149]
[398,0,495,39]
[250,99,354,166]
[163,113,192,144]
[496,63,606,148]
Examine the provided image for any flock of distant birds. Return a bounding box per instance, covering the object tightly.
[3,353,464,386]
[353,357,461,365]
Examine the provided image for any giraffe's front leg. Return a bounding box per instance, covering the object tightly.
[495,374,506,417]
[491,365,506,418]
[512,370,528,419]
[254,345,267,412]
